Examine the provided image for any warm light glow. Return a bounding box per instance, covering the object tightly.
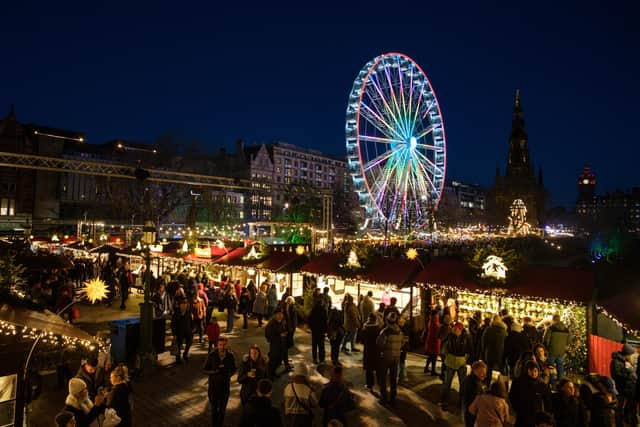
[295,245,305,256]
[406,248,418,260]
[51,234,60,242]
[346,250,361,268]
[481,255,508,280]
[136,241,142,251]
[83,278,109,304]
[194,247,212,258]
[182,240,188,252]
[247,268,256,276]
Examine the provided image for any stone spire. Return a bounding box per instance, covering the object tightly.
[506,89,532,176]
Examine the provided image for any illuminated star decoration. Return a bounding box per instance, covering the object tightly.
[82,278,109,303]
[346,250,361,268]
[405,248,418,260]
[481,255,508,280]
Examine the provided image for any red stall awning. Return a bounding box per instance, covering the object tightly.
[510,265,595,303]
[300,253,343,276]
[413,258,480,291]
[257,252,308,272]
[213,246,251,266]
[362,257,422,286]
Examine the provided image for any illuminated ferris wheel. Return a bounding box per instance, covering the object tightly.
[345,52,446,230]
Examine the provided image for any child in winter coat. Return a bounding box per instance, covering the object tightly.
[206,317,221,353]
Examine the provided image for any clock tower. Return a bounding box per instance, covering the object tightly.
[577,165,596,201]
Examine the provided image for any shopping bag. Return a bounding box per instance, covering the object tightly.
[102,407,121,427]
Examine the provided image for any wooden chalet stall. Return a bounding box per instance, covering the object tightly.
[414,258,595,373]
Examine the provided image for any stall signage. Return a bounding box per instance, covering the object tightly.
[195,247,212,258]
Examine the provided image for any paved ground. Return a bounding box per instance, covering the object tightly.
[29,296,466,426]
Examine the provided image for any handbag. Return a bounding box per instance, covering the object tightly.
[102,407,121,427]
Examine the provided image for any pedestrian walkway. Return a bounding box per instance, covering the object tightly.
[30,308,465,426]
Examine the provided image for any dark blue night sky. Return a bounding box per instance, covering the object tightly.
[1,2,638,207]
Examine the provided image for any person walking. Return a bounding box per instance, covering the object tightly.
[240,379,283,427]
[106,365,132,427]
[362,313,381,391]
[522,316,540,348]
[191,293,207,344]
[424,309,441,375]
[440,322,472,410]
[322,287,333,313]
[376,311,403,406]
[374,303,386,327]
[590,375,618,427]
[224,287,238,333]
[397,316,410,384]
[461,361,487,427]
[253,285,267,327]
[265,309,291,379]
[117,263,131,310]
[172,287,193,363]
[238,344,268,405]
[469,380,510,427]
[63,378,105,427]
[284,296,298,349]
[319,366,355,427]
[267,284,278,318]
[206,316,221,353]
[203,336,237,427]
[383,297,400,325]
[327,307,346,367]
[437,314,453,381]
[509,361,552,427]
[481,315,508,385]
[542,314,571,383]
[239,287,251,330]
[308,296,328,364]
[247,280,257,315]
[283,364,317,427]
[342,294,361,353]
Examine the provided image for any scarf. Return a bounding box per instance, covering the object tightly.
[65,394,94,414]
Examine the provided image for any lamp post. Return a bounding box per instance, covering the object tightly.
[139,191,156,365]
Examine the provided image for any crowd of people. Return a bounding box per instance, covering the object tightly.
[42,254,640,427]
[419,306,639,427]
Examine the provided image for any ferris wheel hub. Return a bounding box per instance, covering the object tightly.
[409,136,417,149]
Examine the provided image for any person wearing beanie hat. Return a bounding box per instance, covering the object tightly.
[64,378,105,427]
[610,343,637,424]
[265,309,290,379]
[283,363,317,426]
[54,410,76,427]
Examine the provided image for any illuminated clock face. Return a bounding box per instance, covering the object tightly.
[582,179,590,184]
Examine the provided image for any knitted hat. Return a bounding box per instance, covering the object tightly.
[622,344,635,355]
[68,377,87,396]
[293,363,308,377]
[55,411,75,427]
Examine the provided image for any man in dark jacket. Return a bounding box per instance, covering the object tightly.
[610,344,637,425]
[481,316,508,385]
[505,323,531,378]
[441,322,472,410]
[461,361,487,427]
[240,379,283,427]
[362,313,381,390]
[542,314,571,382]
[319,366,355,426]
[327,307,346,367]
[308,297,328,364]
[265,309,290,379]
[376,312,404,405]
[203,336,237,427]
[509,360,552,427]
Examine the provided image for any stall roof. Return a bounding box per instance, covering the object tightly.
[16,254,74,271]
[413,258,480,291]
[362,257,422,286]
[0,303,94,342]
[213,246,250,265]
[600,289,640,333]
[510,265,595,303]
[414,258,594,303]
[257,251,308,272]
[300,253,342,276]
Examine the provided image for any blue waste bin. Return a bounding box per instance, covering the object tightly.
[109,317,140,364]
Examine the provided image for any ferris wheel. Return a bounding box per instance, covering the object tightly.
[346,52,446,230]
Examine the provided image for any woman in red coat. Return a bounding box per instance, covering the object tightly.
[424,310,441,375]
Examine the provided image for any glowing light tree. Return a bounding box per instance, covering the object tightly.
[346,52,447,231]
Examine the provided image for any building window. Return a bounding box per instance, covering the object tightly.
[0,198,15,216]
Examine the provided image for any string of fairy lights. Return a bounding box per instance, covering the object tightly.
[0,320,97,350]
